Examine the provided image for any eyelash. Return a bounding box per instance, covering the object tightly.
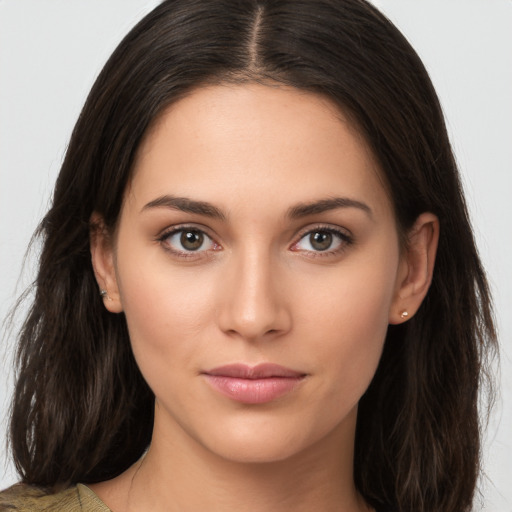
[156,224,354,259]
[290,225,354,258]
[156,225,220,259]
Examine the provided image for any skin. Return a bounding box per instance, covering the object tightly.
[90,83,438,512]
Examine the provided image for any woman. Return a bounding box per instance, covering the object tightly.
[0,0,496,511]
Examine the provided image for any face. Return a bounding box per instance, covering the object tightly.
[97,84,409,464]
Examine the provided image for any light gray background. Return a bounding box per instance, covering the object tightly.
[1,1,511,509]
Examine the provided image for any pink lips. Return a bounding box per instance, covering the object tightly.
[202,363,306,404]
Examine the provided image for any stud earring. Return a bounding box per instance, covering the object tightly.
[100,289,111,301]
[400,310,409,319]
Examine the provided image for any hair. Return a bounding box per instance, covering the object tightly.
[7,1,496,511]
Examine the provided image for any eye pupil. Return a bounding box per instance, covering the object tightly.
[180,230,204,250]
[310,231,332,251]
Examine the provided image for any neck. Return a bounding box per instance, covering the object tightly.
[120,406,369,512]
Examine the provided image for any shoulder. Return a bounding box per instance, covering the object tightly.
[0,483,110,511]
[0,483,78,511]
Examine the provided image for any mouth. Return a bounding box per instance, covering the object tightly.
[202,363,307,404]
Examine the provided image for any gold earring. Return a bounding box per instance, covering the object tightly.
[400,310,409,319]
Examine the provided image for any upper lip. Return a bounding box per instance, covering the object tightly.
[203,363,305,379]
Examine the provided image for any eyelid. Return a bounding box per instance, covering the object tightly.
[156,224,221,257]
[156,222,215,240]
[290,224,354,256]
[155,222,353,259]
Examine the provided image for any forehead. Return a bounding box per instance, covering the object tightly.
[128,83,392,219]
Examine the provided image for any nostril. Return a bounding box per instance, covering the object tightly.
[215,262,292,340]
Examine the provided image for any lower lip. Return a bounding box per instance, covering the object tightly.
[203,375,304,404]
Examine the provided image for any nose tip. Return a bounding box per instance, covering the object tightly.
[216,256,291,342]
[221,302,287,341]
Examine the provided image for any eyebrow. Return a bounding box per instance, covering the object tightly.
[287,197,373,219]
[141,195,226,220]
[141,195,372,220]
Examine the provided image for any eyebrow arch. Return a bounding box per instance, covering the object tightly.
[287,197,373,219]
[141,195,226,220]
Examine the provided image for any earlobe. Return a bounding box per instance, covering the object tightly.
[90,213,123,313]
[389,212,439,325]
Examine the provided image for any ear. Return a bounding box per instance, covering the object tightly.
[90,212,123,313]
[389,212,439,325]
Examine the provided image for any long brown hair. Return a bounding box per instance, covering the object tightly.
[8,1,496,511]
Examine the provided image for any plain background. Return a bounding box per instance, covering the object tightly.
[1,0,511,509]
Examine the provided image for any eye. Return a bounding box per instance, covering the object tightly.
[159,227,218,254]
[291,227,352,254]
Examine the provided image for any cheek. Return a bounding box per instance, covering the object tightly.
[296,250,398,395]
[114,243,217,378]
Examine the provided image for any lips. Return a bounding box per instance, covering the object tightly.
[202,363,306,404]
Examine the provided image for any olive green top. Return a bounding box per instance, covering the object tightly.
[0,483,111,511]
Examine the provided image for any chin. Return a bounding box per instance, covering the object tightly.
[213,440,308,465]
[196,414,348,466]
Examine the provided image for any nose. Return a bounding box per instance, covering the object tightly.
[216,247,292,342]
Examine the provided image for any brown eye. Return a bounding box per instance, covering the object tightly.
[292,227,350,255]
[180,230,204,251]
[161,228,216,254]
[309,231,333,251]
